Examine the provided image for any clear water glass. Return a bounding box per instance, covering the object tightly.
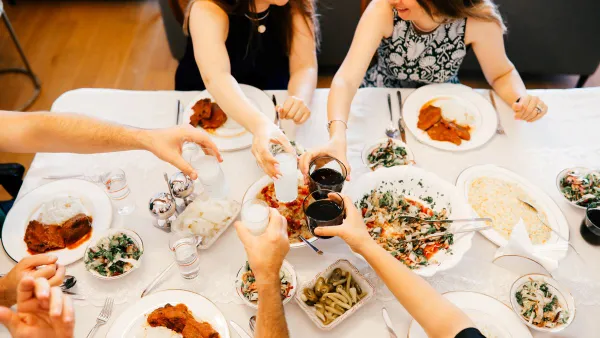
[185,146,228,199]
[241,199,270,236]
[274,152,298,202]
[169,232,200,279]
[102,168,135,215]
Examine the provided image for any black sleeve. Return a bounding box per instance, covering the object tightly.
[455,327,485,338]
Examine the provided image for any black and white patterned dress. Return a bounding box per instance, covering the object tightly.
[362,10,467,88]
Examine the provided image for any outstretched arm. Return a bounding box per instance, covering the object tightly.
[315,195,475,338]
[0,110,221,180]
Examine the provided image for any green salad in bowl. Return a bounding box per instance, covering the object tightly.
[84,229,143,280]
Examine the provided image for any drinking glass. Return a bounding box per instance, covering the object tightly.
[169,232,200,279]
[241,199,270,236]
[308,156,347,193]
[185,146,228,199]
[303,189,345,239]
[581,205,600,245]
[102,168,135,215]
[274,152,298,202]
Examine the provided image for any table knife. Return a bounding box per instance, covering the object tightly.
[382,308,398,338]
[396,91,406,143]
[230,320,253,338]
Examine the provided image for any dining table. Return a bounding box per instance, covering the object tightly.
[1,86,600,338]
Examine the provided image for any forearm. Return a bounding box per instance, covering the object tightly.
[358,241,472,338]
[0,111,151,154]
[327,76,358,144]
[489,67,527,107]
[203,73,272,134]
[255,276,289,338]
[0,277,12,307]
[287,66,317,105]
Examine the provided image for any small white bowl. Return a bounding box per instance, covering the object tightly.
[361,137,415,171]
[83,229,144,281]
[295,259,375,331]
[235,260,297,309]
[509,273,575,333]
[556,167,598,210]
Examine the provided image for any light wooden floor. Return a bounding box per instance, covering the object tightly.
[0,0,598,200]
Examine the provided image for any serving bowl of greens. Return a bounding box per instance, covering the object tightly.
[84,229,144,280]
[556,167,600,209]
[361,138,414,171]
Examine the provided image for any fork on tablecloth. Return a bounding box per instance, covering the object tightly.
[489,90,506,135]
[86,297,114,338]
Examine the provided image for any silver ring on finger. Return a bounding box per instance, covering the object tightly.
[535,105,543,114]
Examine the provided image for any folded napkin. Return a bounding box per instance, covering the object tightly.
[495,219,568,272]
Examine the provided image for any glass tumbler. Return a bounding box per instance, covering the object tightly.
[102,168,135,215]
[185,146,228,199]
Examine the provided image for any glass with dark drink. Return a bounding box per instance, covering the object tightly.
[303,190,345,239]
[308,156,347,193]
[581,205,600,246]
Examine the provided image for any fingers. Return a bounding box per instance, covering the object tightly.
[522,96,541,122]
[299,151,314,178]
[47,264,66,288]
[271,132,295,155]
[169,154,198,181]
[314,225,342,238]
[32,263,58,280]
[16,275,36,304]
[185,127,223,162]
[20,254,58,269]
[513,96,529,120]
[280,97,296,120]
[0,306,16,331]
[297,107,311,124]
[266,208,284,235]
[234,221,252,246]
[254,144,280,178]
[34,277,51,310]
[55,295,75,338]
[529,101,548,122]
[49,286,63,317]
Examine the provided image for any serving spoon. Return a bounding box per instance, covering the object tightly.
[395,216,492,224]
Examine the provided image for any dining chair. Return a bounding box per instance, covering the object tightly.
[0,163,24,230]
[0,0,41,111]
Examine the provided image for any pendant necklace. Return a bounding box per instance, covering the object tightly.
[245,10,270,33]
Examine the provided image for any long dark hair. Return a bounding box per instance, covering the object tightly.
[416,0,506,32]
[211,0,320,54]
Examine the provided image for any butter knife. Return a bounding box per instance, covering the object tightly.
[382,307,398,338]
[230,320,253,338]
[396,91,406,143]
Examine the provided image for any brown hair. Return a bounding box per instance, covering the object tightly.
[416,0,506,32]
[210,0,320,54]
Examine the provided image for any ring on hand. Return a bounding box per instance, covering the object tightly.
[535,105,543,114]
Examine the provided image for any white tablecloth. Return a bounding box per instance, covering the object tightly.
[1,87,600,338]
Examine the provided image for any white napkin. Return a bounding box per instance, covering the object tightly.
[495,219,567,272]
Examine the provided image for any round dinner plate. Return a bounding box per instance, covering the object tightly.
[403,83,497,151]
[242,172,317,249]
[455,164,569,252]
[408,291,533,338]
[106,289,230,338]
[182,84,275,151]
[361,137,415,170]
[343,166,475,277]
[2,179,112,266]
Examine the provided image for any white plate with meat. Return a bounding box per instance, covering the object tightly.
[1,179,112,265]
[182,84,275,151]
[106,289,229,338]
[403,84,497,151]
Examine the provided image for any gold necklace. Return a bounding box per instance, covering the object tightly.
[245,10,270,33]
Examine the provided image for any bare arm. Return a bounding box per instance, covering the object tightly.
[188,1,293,176]
[255,276,289,338]
[316,195,474,338]
[0,110,221,180]
[467,19,548,122]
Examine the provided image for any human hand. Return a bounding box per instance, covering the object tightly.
[314,194,372,253]
[234,208,290,283]
[512,95,548,122]
[252,123,295,178]
[0,276,74,338]
[0,255,65,307]
[299,138,351,183]
[277,96,311,124]
[142,125,222,180]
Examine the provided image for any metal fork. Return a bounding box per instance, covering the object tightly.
[385,93,400,139]
[86,297,114,338]
[489,90,506,135]
[272,95,282,129]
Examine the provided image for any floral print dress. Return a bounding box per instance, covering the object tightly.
[362,10,467,88]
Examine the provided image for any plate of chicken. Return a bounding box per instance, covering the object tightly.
[1,179,112,265]
[106,290,230,338]
[403,84,497,151]
[182,84,275,151]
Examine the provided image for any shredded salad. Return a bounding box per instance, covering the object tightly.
[367,139,409,170]
[515,278,570,329]
[559,170,600,207]
[84,233,142,277]
[357,188,452,268]
[240,262,294,302]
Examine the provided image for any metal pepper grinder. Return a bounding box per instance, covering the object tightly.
[169,171,195,213]
[149,192,177,232]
